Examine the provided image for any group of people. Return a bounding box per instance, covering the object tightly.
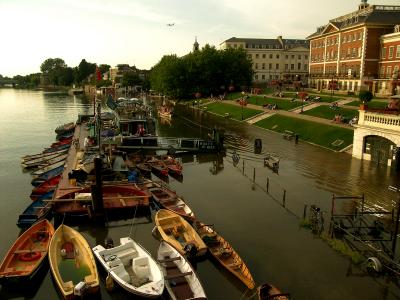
[263,103,278,110]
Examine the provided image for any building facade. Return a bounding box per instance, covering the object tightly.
[220,36,309,84]
[375,25,400,95]
[307,1,400,95]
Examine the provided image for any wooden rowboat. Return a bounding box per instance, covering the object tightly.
[194,222,255,289]
[147,158,169,177]
[157,240,206,300]
[160,155,183,176]
[21,149,68,167]
[93,237,164,298]
[149,184,195,221]
[257,283,290,300]
[31,166,64,187]
[31,160,66,177]
[55,122,75,135]
[49,224,99,299]
[155,209,206,257]
[17,199,53,228]
[30,175,61,201]
[0,220,54,281]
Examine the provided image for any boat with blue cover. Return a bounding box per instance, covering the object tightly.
[17,198,53,228]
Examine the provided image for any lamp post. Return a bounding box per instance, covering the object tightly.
[241,91,245,120]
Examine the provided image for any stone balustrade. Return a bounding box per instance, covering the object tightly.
[358,110,400,131]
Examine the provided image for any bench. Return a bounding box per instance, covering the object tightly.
[283,130,294,140]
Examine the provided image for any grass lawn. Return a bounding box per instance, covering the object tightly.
[203,102,262,121]
[346,100,389,109]
[302,105,358,122]
[254,114,354,151]
[246,96,303,111]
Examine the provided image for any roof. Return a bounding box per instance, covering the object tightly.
[222,37,309,48]
[307,5,400,39]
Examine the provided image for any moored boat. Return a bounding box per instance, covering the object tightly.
[21,149,68,168]
[147,158,169,177]
[161,155,183,176]
[194,222,255,289]
[55,122,75,135]
[17,199,53,228]
[50,137,72,149]
[92,237,165,298]
[43,143,70,154]
[155,209,206,257]
[157,240,207,300]
[257,283,290,300]
[149,184,195,221]
[31,166,64,187]
[31,160,66,177]
[30,175,61,201]
[22,147,68,163]
[0,220,54,281]
[49,224,99,299]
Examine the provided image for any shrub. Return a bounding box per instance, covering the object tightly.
[358,90,373,104]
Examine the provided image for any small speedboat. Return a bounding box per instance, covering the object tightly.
[92,237,164,298]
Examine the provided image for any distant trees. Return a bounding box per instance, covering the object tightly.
[149,45,253,99]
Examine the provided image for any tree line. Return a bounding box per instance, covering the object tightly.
[149,44,253,99]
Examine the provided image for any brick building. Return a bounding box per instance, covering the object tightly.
[307,0,400,95]
[220,36,309,84]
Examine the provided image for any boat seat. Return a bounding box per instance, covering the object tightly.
[63,280,74,292]
[107,257,123,268]
[112,264,130,283]
[227,261,242,269]
[132,256,150,280]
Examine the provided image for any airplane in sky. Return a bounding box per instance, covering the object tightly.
[167,23,175,27]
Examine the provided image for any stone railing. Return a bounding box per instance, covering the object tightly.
[358,110,400,131]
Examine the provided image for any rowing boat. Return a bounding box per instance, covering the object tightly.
[155,209,206,257]
[0,220,54,281]
[49,224,99,299]
[194,222,255,289]
[30,175,61,201]
[17,198,53,228]
[31,166,64,187]
[257,282,290,300]
[157,240,206,300]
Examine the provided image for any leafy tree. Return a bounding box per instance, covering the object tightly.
[122,72,142,87]
[58,67,74,86]
[40,58,67,86]
[76,59,96,83]
[99,64,111,75]
[96,79,112,88]
[359,90,373,104]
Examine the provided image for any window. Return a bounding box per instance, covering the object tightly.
[358,32,362,40]
[285,55,288,59]
[389,46,394,59]
[381,47,386,59]
[298,55,301,59]
[285,64,288,70]
[394,65,399,78]
[353,34,356,41]
[269,63,272,69]
[387,66,392,78]
[298,63,301,70]
[291,55,295,59]
[247,54,252,59]
[291,64,294,70]
[255,74,258,80]
[262,54,266,58]
[262,75,265,80]
[358,47,362,57]
[343,36,347,43]
[352,48,356,58]
[347,48,351,57]
[304,64,308,71]
[276,54,280,59]
[262,63,265,69]
[276,63,279,69]
[255,63,258,69]
[255,54,259,59]
[397,46,400,58]
[380,66,385,77]
[269,54,273,59]
[305,55,308,59]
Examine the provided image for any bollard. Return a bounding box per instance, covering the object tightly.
[303,204,308,219]
[242,160,245,174]
[283,189,286,207]
[253,167,256,182]
[266,177,269,193]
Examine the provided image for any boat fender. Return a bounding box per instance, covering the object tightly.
[19,251,41,262]
[74,281,88,296]
[60,248,67,257]
[105,273,115,291]
[367,257,382,273]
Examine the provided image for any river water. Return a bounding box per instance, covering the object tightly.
[0,88,399,300]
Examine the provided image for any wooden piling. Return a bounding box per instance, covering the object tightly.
[283,189,286,207]
[253,167,256,182]
[91,157,104,219]
[303,204,308,219]
[266,177,269,193]
[242,160,245,174]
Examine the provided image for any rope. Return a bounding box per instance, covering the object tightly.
[128,201,139,238]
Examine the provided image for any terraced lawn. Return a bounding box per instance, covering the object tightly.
[302,105,358,122]
[254,114,354,151]
[202,102,262,121]
[246,96,303,111]
[346,100,389,109]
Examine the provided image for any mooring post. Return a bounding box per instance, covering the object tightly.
[392,196,400,258]
[266,177,269,193]
[303,204,308,219]
[91,157,104,220]
[253,167,256,182]
[283,189,286,207]
[242,160,245,174]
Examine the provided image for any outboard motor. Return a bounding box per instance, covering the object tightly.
[104,238,114,249]
[74,281,88,297]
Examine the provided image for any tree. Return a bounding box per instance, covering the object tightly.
[58,67,74,86]
[359,90,373,104]
[122,72,142,87]
[76,59,96,83]
[99,64,111,75]
[40,58,67,86]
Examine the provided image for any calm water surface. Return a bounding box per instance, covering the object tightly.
[0,89,399,300]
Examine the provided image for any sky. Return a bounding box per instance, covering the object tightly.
[1,0,399,77]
